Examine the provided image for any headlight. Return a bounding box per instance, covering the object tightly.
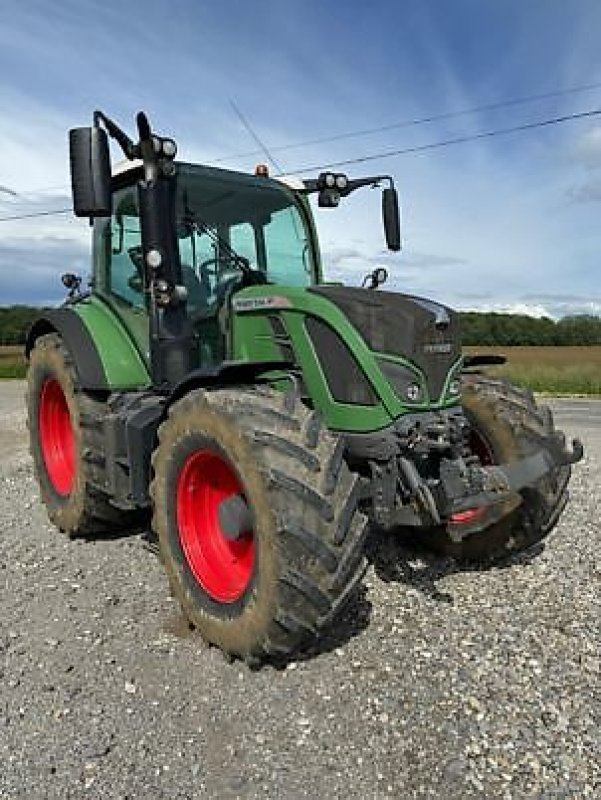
[378,359,425,405]
[443,361,464,400]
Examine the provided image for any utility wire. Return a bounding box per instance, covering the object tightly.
[4,80,601,200]
[278,107,601,175]
[213,80,601,163]
[0,207,71,222]
[1,105,600,222]
[229,99,285,174]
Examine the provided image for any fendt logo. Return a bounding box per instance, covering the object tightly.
[423,342,453,354]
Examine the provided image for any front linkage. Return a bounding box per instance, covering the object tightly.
[352,401,583,543]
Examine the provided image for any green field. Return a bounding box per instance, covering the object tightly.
[2,344,601,394]
[0,345,26,379]
[464,345,601,395]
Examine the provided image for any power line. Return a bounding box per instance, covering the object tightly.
[279,107,601,175]
[4,80,601,202]
[213,80,601,163]
[0,207,70,223]
[1,105,600,223]
[229,99,285,174]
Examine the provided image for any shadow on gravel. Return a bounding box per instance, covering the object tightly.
[71,516,151,543]
[366,527,545,605]
[139,527,373,668]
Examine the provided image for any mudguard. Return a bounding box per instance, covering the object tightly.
[26,298,151,391]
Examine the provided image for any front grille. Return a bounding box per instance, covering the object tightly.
[310,286,460,402]
[305,317,377,406]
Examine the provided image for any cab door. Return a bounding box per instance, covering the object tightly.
[94,184,150,364]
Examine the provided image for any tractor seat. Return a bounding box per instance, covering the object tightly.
[181,264,210,313]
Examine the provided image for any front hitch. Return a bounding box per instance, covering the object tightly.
[393,431,584,542]
[437,433,584,542]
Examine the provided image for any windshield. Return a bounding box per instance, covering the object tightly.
[176,165,315,313]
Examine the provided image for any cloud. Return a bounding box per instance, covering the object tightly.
[571,125,601,169]
[0,0,600,316]
[453,293,601,319]
[567,177,601,203]
[0,236,88,306]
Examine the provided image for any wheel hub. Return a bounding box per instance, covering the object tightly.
[176,450,255,603]
[38,378,75,496]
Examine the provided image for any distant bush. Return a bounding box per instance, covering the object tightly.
[459,312,601,346]
[0,306,48,345]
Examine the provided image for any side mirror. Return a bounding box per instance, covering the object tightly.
[382,187,401,251]
[69,127,112,218]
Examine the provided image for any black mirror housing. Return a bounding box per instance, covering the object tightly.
[69,127,112,218]
[382,187,401,251]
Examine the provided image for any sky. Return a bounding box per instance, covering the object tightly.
[0,0,600,317]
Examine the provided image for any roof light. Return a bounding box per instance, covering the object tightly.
[162,138,177,158]
[255,164,269,177]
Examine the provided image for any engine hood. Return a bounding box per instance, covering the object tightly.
[309,285,461,402]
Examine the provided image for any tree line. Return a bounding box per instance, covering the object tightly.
[459,312,601,346]
[0,306,48,345]
[0,305,600,347]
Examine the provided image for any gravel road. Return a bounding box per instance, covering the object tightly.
[1,382,599,799]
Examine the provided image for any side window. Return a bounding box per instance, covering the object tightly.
[178,229,215,313]
[264,206,312,286]
[230,222,257,267]
[110,211,144,310]
[98,186,149,361]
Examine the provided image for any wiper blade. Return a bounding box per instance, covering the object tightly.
[180,203,251,276]
[194,220,251,275]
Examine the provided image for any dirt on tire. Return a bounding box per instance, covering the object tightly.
[150,386,368,664]
[422,375,570,561]
[27,332,139,535]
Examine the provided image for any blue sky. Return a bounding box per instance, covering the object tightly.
[1,0,600,316]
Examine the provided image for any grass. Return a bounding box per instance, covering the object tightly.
[2,344,600,394]
[464,345,601,395]
[0,345,26,379]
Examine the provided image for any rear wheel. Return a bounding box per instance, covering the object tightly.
[150,387,368,663]
[424,376,570,560]
[27,333,134,535]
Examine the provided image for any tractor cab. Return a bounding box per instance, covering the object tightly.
[74,112,400,388]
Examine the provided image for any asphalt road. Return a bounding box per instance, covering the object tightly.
[1,382,599,799]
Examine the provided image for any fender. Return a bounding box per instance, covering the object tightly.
[26,298,151,391]
[26,308,108,389]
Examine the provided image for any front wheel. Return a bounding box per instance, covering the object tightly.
[423,376,571,561]
[150,387,368,663]
[27,333,135,535]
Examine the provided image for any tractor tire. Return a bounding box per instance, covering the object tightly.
[150,386,368,663]
[27,333,134,535]
[424,376,571,561]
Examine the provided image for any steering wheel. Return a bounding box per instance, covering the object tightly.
[199,256,239,279]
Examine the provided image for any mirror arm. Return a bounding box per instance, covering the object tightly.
[93,110,137,160]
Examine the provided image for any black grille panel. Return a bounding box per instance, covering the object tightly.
[305,317,377,406]
[310,286,460,401]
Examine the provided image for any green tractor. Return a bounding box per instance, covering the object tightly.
[26,111,582,663]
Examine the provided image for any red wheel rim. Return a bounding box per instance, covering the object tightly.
[470,429,495,466]
[176,450,255,603]
[39,379,76,496]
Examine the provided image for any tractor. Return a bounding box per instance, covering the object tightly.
[26,111,583,663]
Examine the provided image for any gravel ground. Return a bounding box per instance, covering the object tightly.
[1,382,599,799]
